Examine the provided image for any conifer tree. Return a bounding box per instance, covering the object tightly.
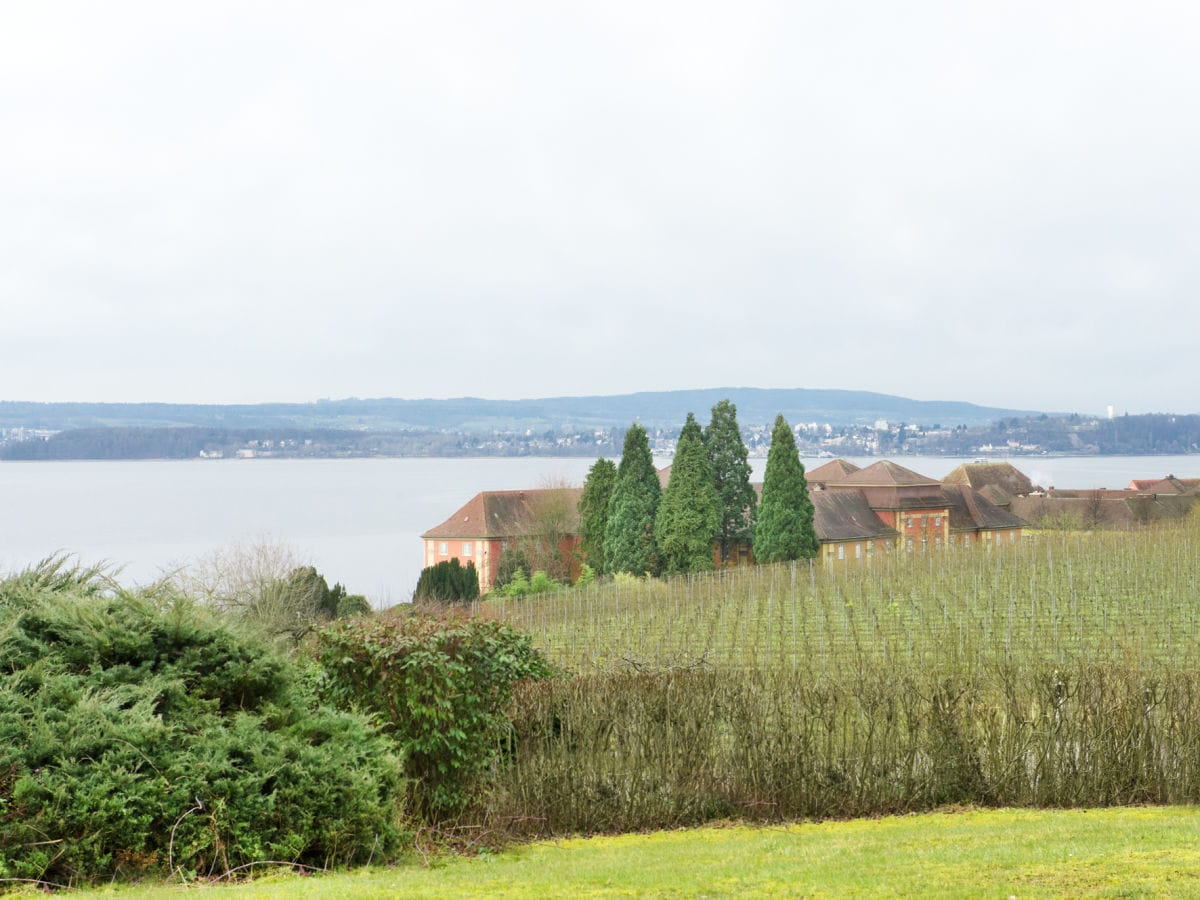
[578,457,617,573]
[655,413,720,574]
[753,414,817,563]
[704,399,757,563]
[604,423,661,575]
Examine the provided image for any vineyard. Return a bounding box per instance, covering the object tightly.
[474,517,1200,835]
[485,520,1200,674]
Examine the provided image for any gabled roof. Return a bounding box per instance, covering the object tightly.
[812,491,900,542]
[422,488,582,540]
[805,458,861,485]
[943,462,1036,497]
[826,460,947,511]
[1127,476,1188,495]
[857,486,950,511]
[940,485,1026,532]
[835,459,941,488]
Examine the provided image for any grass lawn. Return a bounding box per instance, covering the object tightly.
[57,806,1200,898]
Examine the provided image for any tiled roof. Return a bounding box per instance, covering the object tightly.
[805,458,861,485]
[940,485,1026,532]
[1142,477,1186,495]
[1128,477,1195,494]
[1011,494,1196,528]
[855,486,949,511]
[812,491,899,542]
[978,484,1013,507]
[836,459,940,488]
[1047,488,1138,499]
[422,488,582,539]
[942,462,1036,496]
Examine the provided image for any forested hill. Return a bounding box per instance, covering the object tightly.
[0,388,1042,433]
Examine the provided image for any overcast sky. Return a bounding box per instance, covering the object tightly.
[3,2,1198,414]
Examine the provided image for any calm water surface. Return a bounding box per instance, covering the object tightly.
[2,454,1196,606]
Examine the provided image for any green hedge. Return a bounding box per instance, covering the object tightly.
[317,614,553,819]
[0,565,405,885]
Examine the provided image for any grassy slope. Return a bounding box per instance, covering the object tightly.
[62,807,1200,898]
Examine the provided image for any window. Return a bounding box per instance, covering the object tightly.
[855,542,862,559]
[921,537,928,554]
[837,545,845,560]
[906,517,914,528]
[462,541,473,557]
[439,541,448,556]
[934,536,941,549]
[963,533,971,547]
[906,537,914,552]
[934,515,941,527]
[1009,531,1016,543]
[995,531,1002,545]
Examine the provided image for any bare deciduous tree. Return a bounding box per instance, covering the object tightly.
[162,538,329,642]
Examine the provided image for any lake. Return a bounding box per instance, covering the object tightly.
[2,454,1196,606]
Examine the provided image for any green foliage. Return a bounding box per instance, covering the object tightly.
[529,570,559,594]
[753,414,816,563]
[704,399,757,563]
[604,424,661,576]
[575,563,596,588]
[336,591,372,618]
[0,563,404,884]
[578,458,617,573]
[504,568,532,598]
[502,568,564,598]
[655,413,720,574]
[413,559,480,603]
[317,615,553,820]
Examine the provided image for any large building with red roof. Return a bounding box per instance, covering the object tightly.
[422,459,1029,592]
[809,459,1025,562]
[420,487,582,593]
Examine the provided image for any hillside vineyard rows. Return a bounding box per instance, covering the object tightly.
[485,525,1200,673]
[467,519,1200,833]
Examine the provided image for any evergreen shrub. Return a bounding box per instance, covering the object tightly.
[413,559,480,603]
[0,564,405,885]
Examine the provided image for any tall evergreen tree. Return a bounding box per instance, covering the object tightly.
[704,399,757,563]
[578,457,617,573]
[752,414,818,564]
[604,423,661,575]
[655,413,721,574]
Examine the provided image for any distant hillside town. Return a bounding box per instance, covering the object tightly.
[2,411,1199,461]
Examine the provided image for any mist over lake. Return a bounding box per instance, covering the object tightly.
[2,455,1197,606]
